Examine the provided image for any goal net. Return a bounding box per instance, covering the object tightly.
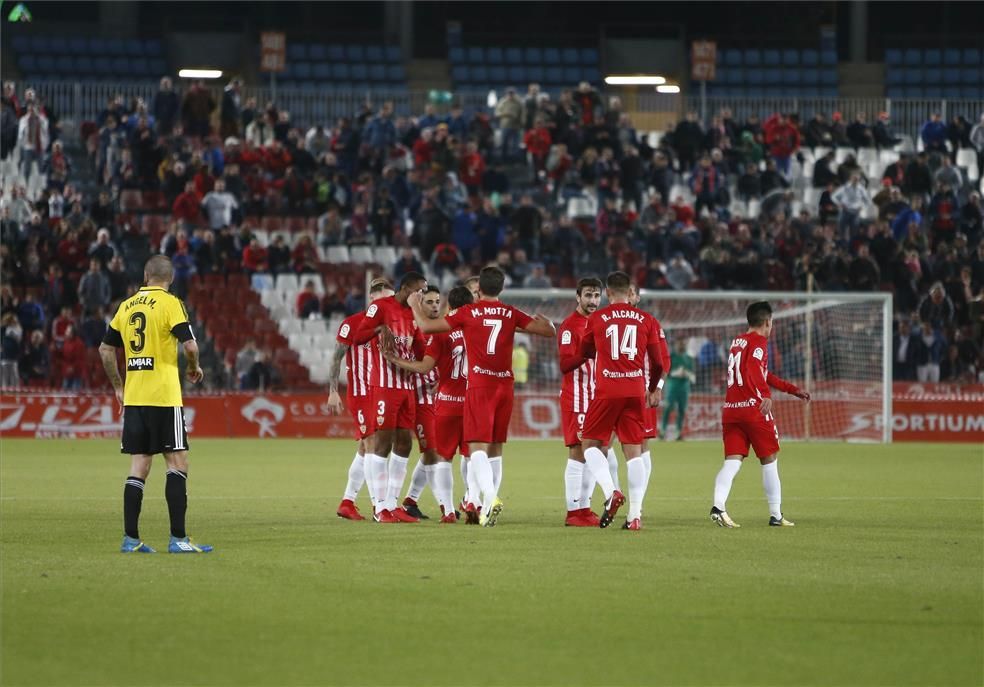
[497,289,893,443]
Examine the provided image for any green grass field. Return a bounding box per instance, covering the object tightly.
[1,439,981,687]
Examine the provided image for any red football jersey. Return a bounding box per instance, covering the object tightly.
[355,295,424,390]
[336,312,372,398]
[558,310,595,413]
[415,338,438,406]
[581,304,665,399]
[722,330,800,421]
[642,315,670,389]
[444,300,533,388]
[426,329,468,413]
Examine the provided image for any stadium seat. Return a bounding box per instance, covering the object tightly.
[802,49,820,66]
[956,149,977,168]
[781,68,800,85]
[525,47,542,64]
[449,46,465,64]
[743,49,761,66]
[926,67,942,84]
[327,44,345,62]
[11,36,29,53]
[904,48,921,66]
[885,48,903,66]
[294,62,312,80]
[508,66,526,83]
[505,47,522,64]
[924,49,941,66]
[367,45,384,62]
[29,36,50,53]
[106,38,125,55]
[369,65,386,82]
[49,37,69,55]
[145,39,163,56]
[275,274,300,292]
[489,65,507,82]
[38,55,56,72]
[904,67,922,84]
[561,48,578,65]
[467,46,484,63]
[19,55,37,72]
[545,67,563,84]
[350,246,374,263]
[346,44,365,62]
[385,45,401,62]
[543,48,560,65]
[782,49,799,66]
[962,48,981,65]
[350,64,368,80]
[312,63,329,81]
[471,65,488,82]
[482,46,501,64]
[765,68,781,85]
[325,246,350,263]
[961,67,981,84]
[452,65,469,83]
[943,68,961,84]
[723,49,742,66]
[763,49,780,66]
[331,63,351,80]
[76,56,94,74]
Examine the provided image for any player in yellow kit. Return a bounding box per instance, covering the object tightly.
[99,255,212,554]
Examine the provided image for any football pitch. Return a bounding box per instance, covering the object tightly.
[1,439,981,687]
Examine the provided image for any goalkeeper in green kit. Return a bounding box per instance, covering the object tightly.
[661,339,696,440]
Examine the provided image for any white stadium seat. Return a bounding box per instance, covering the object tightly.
[326,246,351,263]
[857,148,878,166]
[834,148,853,165]
[275,274,299,292]
[879,149,899,167]
[966,164,979,183]
[956,149,977,169]
[747,199,761,218]
[301,319,328,336]
[803,187,821,208]
[288,333,313,351]
[252,229,270,247]
[251,273,274,291]
[374,246,398,267]
[279,319,303,335]
[350,246,374,264]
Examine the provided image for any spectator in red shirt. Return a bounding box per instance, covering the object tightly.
[413,128,434,169]
[672,195,695,225]
[523,119,552,183]
[458,141,486,195]
[56,228,88,274]
[263,140,292,177]
[763,113,801,178]
[291,234,319,274]
[241,237,268,276]
[51,306,75,349]
[60,324,86,390]
[295,279,320,318]
[172,181,202,228]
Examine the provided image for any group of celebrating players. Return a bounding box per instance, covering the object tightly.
[327,266,812,530]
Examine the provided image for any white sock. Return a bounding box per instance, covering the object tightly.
[465,457,482,508]
[713,459,742,512]
[459,457,469,504]
[606,447,621,491]
[564,459,584,511]
[762,461,782,519]
[470,450,497,505]
[641,450,652,484]
[579,460,597,508]
[343,452,365,502]
[385,453,409,511]
[432,461,454,516]
[407,459,428,501]
[368,454,389,514]
[626,456,648,521]
[584,446,615,501]
[489,456,503,492]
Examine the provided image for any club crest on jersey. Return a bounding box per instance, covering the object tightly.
[359,424,367,434]
[376,415,385,426]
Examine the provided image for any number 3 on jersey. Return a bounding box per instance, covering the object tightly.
[605,323,637,360]
[727,351,744,387]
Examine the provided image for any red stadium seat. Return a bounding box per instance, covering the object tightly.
[261,216,283,232]
[119,190,143,212]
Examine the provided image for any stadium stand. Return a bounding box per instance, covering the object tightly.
[1,68,983,390]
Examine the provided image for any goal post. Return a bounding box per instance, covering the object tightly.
[499,289,894,444]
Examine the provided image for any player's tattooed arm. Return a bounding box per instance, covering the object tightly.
[328,343,349,394]
[98,343,124,407]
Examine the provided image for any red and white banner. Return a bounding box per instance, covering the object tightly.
[1,385,981,443]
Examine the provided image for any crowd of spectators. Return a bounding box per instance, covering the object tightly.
[2,76,983,388]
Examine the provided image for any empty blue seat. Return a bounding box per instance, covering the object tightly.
[744,49,761,66]
[525,47,542,63]
[368,64,386,81]
[309,45,326,61]
[324,44,343,61]
[449,46,465,64]
[723,49,742,66]
[49,37,69,55]
[489,65,506,82]
[313,63,330,80]
[288,43,307,60]
[505,47,522,64]
[106,38,125,55]
[943,49,961,65]
[145,39,162,57]
[943,85,962,99]
[472,65,488,82]
[331,63,350,79]
[452,65,469,83]
[37,55,55,72]
[76,56,93,74]
[722,67,741,84]
[942,68,961,84]
[747,68,764,85]
[346,45,365,61]
[545,66,563,83]
[385,45,401,62]
[821,49,837,65]
[88,37,107,54]
[925,67,942,84]
[584,66,601,83]
[367,45,384,62]
[12,36,29,53]
[56,55,76,74]
[564,67,581,83]
[802,49,820,66]
[387,64,405,81]
[125,39,144,56]
[802,68,820,84]
[487,47,503,64]
[885,49,902,66]
[925,85,942,98]
[30,36,50,53]
[963,86,982,99]
[886,85,905,99]
[18,55,37,71]
[93,56,111,74]
[562,48,578,64]
[782,68,801,85]
[764,67,781,84]
[543,48,560,65]
[68,37,87,54]
[904,86,924,98]
[820,85,838,97]
[130,57,149,75]
[149,58,165,74]
[924,49,941,65]
[820,68,837,85]
[782,49,799,66]
[962,48,981,65]
[886,67,904,85]
[580,48,599,65]
[294,62,312,79]
[508,65,526,83]
[350,63,367,80]
[962,67,981,84]
[763,49,780,66]
[904,48,921,65]
[467,46,484,63]
[904,68,922,84]
[528,65,545,82]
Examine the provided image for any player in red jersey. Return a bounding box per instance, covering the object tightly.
[409,266,556,526]
[399,286,444,520]
[384,285,475,523]
[328,278,394,520]
[629,282,670,517]
[557,277,604,527]
[578,271,666,530]
[353,271,428,523]
[710,301,810,528]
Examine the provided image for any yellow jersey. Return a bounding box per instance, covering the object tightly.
[106,286,193,407]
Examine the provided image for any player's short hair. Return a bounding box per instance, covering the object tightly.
[463,276,480,288]
[605,271,631,294]
[576,277,603,295]
[448,286,473,310]
[399,271,426,290]
[746,301,773,327]
[423,285,440,296]
[144,255,173,283]
[478,266,506,296]
[369,278,393,294]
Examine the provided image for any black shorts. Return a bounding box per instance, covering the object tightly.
[121,406,190,455]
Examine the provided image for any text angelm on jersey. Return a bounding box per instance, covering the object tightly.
[124,294,158,311]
